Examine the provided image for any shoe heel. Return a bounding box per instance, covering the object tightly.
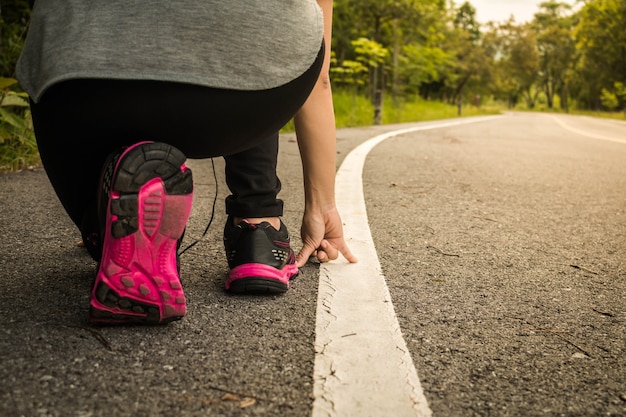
[90,142,193,324]
[224,218,298,294]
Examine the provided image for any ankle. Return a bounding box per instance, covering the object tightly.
[233,216,281,230]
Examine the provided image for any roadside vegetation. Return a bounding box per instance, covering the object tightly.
[1,0,625,172]
[1,1,38,173]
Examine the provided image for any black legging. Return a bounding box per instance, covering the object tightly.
[30,44,324,230]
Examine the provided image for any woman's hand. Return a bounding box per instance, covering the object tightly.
[296,206,357,267]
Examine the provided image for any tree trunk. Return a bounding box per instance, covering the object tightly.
[391,18,400,107]
[374,90,383,125]
[560,83,569,113]
[544,76,554,109]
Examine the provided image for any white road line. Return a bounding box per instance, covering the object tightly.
[552,116,626,145]
[312,116,501,417]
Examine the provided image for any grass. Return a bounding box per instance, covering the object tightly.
[512,95,626,121]
[507,106,626,123]
[282,89,502,133]
[548,108,625,121]
[0,133,39,173]
[380,95,501,124]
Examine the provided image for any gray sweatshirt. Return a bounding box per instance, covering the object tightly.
[17,0,324,102]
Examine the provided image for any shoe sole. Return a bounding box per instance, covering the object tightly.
[90,142,193,324]
[226,263,298,294]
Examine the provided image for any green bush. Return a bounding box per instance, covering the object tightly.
[1,2,38,173]
[332,89,375,128]
[0,77,39,173]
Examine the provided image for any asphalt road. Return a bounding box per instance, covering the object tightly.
[0,112,624,417]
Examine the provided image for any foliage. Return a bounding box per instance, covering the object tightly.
[599,82,626,111]
[398,44,451,95]
[381,94,499,124]
[331,0,626,116]
[600,89,619,111]
[0,0,32,78]
[329,37,390,126]
[573,0,626,110]
[1,1,38,172]
[533,1,577,111]
[332,89,376,128]
[0,77,39,172]
[329,52,368,87]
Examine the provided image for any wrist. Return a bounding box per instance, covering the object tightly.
[304,197,337,217]
[304,182,336,209]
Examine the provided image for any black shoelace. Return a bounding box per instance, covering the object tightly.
[177,158,218,257]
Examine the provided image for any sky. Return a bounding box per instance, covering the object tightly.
[468,0,579,24]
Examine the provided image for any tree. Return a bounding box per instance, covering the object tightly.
[486,20,540,108]
[454,1,481,41]
[573,0,626,109]
[332,0,446,121]
[437,2,495,106]
[533,1,577,111]
[397,43,451,97]
[351,37,389,99]
[600,82,626,112]
[329,0,623,115]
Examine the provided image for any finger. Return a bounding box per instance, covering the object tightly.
[296,243,317,267]
[319,239,339,261]
[341,247,358,263]
[337,240,358,263]
[316,249,329,263]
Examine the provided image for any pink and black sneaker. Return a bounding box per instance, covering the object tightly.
[223,217,298,293]
[90,142,193,324]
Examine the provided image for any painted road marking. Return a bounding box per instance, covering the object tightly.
[552,116,626,145]
[312,116,500,417]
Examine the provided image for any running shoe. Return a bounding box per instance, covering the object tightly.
[89,141,193,324]
[223,217,298,293]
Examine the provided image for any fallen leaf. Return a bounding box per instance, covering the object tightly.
[240,397,256,408]
[221,393,240,402]
[571,352,588,359]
